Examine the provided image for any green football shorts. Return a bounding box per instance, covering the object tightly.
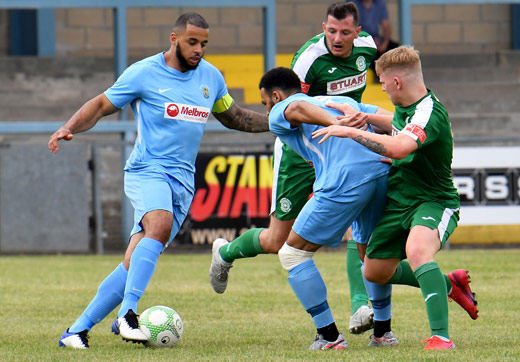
[366,198,460,259]
[271,138,315,220]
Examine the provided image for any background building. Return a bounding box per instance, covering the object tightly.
[0,0,517,56]
[0,0,519,252]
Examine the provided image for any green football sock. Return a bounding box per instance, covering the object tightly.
[346,240,369,314]
[389,260,420,287]
[389,260,452,292]
[444,273,452,294]
[219,228,266,263]
[414,262,449,339]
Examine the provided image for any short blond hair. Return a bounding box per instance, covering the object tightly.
[375,45,422,75]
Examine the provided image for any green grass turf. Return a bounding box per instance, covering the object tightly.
[0,248,519,361]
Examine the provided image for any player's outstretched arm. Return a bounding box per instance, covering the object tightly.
[312,125,418,159]
[48,94,118,153]
[212,102,269,133]
[284,100,338,127]
[369,108,394,134]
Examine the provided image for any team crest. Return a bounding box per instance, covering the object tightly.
[280,198,292,213]
[356,56,366,71]
[201,85,210,98]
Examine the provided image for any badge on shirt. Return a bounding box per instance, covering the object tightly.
[301,82,311,94]
[404,124,427,143]
[356,56,367,71]
[201,85,210,99]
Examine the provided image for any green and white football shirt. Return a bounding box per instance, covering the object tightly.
[387,90,460,208]
[291,31,377,101]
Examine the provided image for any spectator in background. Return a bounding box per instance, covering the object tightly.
[353,0,399,69]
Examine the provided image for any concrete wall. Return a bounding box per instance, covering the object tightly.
[0,1,514,56]
[407,3,512,53]
[0,143,90,253]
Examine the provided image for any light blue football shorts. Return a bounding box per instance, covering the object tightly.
[292,175,387,247]
[124,168,193,247]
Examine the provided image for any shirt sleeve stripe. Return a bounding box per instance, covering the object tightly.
[354,33,377,49]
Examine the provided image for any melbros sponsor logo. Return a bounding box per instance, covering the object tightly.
[164,103,210,124]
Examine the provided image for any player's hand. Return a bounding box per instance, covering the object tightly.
[336,112,368,129]
[326,102,368,129]
[48,128,74,154]
[380,157,392,164]
[325,101,357,115]
[312,125,350,144]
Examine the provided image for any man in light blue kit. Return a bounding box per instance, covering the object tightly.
[258,67,394,350]
[49,13,269,349]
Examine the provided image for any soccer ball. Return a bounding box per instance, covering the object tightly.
[139,305,183,348]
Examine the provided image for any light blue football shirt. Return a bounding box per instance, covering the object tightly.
[104,53,229,193]
[269,93,390,198]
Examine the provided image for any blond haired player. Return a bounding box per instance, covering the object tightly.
[313,45,478,350]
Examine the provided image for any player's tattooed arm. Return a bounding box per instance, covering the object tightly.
[351,134,388,155]
[313,124,418,159]
[213,103,269,133]
[350,131,418,159]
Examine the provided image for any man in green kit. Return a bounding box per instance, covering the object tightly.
[313,45,479,350]
[209,1,380,335]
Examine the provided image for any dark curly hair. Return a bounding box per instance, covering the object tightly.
[259,67,302,94]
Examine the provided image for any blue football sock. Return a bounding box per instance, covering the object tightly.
[69,262,127,333]
[362,265,392,321]
[118,238,163,318]
[287,259,334,329]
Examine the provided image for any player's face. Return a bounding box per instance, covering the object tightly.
[260,88,276,114]
[379,71,401,106]
[322,15,361,58]
[175,24,209,70]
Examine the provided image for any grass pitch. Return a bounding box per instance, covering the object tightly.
[0,248,519,361]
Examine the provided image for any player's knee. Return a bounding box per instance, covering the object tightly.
[261,232,287,254]
[278,242,314,271]
[142,210,173,244]
[406,248,433,270]
[363,266,391,284]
